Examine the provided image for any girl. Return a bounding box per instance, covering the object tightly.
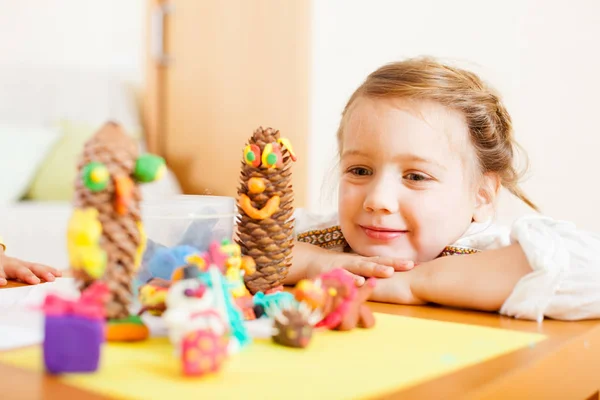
[0,236,62,286]
[285,57,600,322]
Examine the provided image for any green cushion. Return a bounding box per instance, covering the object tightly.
[25,121,140,201]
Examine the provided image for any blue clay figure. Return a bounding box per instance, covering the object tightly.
[137,238,166,283]
[148,245,199,280]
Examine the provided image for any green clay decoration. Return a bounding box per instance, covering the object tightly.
[134,154,166,183]
[82,162,110,192]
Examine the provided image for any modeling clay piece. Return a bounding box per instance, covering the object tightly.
[253,291,297,318]
[148,245,198,280]
[236,127,297,294]
[294,268,377,331]
[167,242,251,354]
[181,329,229,377]
[267,301,321,349]
[193,243,252,353]
[163,265,230,376]
[137,278,170,316]
[221,239,257,320]
[42,282,109,374]
[137,238,166,283]
[68,121,165,342]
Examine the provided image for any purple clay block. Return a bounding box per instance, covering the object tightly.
[43,315,104,374]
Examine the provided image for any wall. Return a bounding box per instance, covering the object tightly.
[3,0,598,230]
[309,0,600,231]
[0,0,144,81]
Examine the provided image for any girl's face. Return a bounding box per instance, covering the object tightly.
[338,97,482,262]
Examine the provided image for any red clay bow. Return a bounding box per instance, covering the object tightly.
[41,282,108,320]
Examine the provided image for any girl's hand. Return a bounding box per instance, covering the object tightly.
[369,270,427,305]
[308,251,415,286]
[0,249,62,286]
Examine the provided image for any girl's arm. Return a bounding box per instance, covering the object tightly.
[371,243,532,312]
[411,243,532,311]
[285,241,415,286]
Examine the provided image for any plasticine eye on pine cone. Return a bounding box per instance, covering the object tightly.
[236,127,297,294]
[67,121,166,341]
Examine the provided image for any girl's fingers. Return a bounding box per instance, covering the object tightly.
[15,266,41,284]
[336,268,366,286]
[367,256,414,271]
[345,261,393,278]
[28,263,61,281]
[0,269,7,286]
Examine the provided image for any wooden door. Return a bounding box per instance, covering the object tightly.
[144,0,310,206]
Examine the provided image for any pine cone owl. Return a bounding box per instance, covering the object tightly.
[67,122,165,335]
[236,127,297,294]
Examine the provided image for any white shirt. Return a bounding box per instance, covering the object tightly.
[293,209,600,322]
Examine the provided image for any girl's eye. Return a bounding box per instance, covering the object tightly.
[404,173,429,181]
[348,167,372,176]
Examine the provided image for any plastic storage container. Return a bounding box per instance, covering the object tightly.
[137,195,236,283]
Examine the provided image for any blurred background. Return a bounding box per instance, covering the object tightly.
[0,0,599,232]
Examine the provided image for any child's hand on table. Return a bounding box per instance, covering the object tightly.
[0,247,62,286]
[368,270,427,305]
[308,249,415,286]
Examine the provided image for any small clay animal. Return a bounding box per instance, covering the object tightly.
[294,268,376,331]
[267,301,321,349]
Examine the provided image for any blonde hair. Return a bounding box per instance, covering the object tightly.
[337,57,538,211]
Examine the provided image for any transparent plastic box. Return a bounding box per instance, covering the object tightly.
[136,195,236,283]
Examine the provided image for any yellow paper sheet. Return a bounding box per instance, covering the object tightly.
[0,313,545,399]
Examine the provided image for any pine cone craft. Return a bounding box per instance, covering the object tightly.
[67,122,165,340]
[236,127,297,294]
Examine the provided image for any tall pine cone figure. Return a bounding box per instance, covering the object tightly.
[69,122,165,320]
[236,127,297,294]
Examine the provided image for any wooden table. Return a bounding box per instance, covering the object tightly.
[2,280,600,400]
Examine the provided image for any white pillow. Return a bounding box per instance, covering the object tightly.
[0,123,60,204]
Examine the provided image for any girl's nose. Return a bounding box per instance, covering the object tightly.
[363,174,399,214]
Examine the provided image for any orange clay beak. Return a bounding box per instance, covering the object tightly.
[114,175,134,215]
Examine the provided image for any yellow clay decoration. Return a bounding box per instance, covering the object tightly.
[79,248,107,279]
[139,285,168,316]
[90,167,109,183]
[295,279,313,293]
[261,143,282,169]
[244,144,261,167]
[241,256,256,275]
[134,221,147,272]
[277,137,297,161]
[155,164,166,181]
[186,254,207,270]
[67,208,107,279]
[239,194,280,220]
[221,241,255,298]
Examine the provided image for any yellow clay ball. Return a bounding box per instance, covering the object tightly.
[90,167,109,183]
